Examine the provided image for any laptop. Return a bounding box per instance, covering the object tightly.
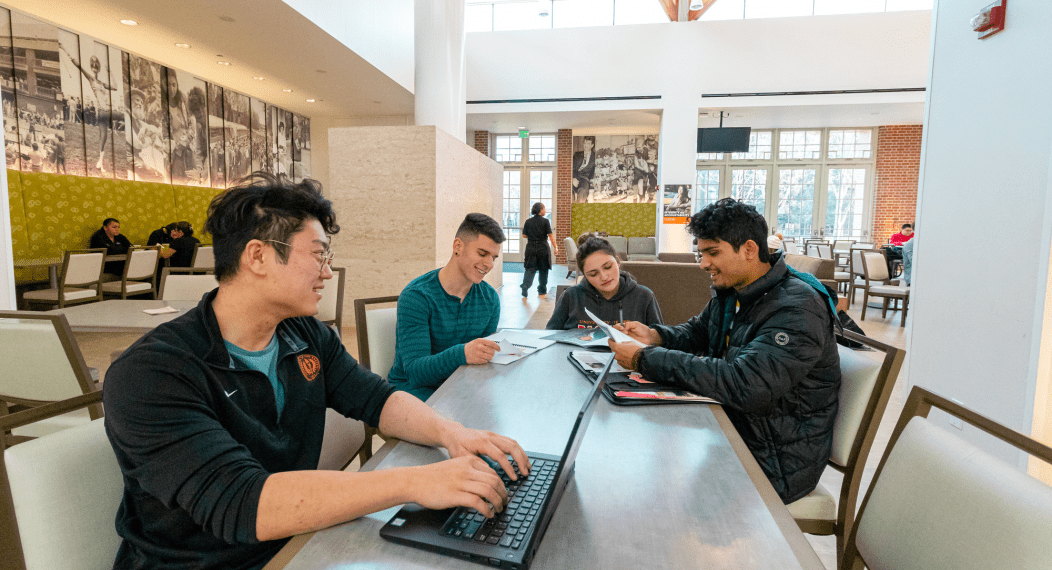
[379,357,613,569]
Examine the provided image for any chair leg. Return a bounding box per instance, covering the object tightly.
[900,296,909,327]
[860,290,869,320]
[881,297,889,318]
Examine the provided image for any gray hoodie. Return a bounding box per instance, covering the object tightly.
[546,271,663,330]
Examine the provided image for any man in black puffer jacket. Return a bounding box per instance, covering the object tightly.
[609,198,840,503]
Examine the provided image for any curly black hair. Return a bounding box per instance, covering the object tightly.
[687,197,770,263]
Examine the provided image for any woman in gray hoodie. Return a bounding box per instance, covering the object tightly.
[547,235,663,329]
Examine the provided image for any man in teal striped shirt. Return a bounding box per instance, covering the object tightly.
[388,213,504,401]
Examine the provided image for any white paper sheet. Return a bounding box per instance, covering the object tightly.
[583,308,646,347]
[142,306,180,315]
[484,330,556,365]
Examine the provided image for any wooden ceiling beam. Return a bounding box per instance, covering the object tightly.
[657,0,679,22]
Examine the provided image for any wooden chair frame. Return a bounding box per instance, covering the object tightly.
[0,312,102,449]
[859,250,909,327]
[158,267,219,301]
[102,245,160,299]
[0,391,106,570]
[189,244,215,274]
[22,249,106,309]
[840,386,1052,570]
[791,330,905,563]
[846,248,879,308]
[352,296,400,465]
[317,267,346,332]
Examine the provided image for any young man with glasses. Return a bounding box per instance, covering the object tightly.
[103,174,529,570]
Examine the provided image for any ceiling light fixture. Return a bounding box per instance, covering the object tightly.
[253,76,265,80]
[120,19,138,26]
[174,43,191,48]
[282,89,293,93]
[216,61,231,66]
[305,99,316,103]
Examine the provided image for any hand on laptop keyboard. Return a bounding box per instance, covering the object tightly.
[408,455,509,517]
[440,424,532,482]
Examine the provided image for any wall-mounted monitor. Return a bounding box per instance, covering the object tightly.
[697,127,751,153]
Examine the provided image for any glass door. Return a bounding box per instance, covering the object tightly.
[501,169,523,262]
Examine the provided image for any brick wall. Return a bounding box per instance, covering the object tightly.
[473,130,490,156]
[555,129,573,265]
[872,125,923,244]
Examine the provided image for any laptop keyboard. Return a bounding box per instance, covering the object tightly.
[440,457,556,550]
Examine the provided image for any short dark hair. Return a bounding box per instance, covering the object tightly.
[576,235,618,270]
[204,171,339,282]
[688,198,770,263]
[531,202,544,216]
[583,136,595,146]
[902,223,913,229]
[455,213,505,245]
[175,221,194,238]
[102,218,119,228]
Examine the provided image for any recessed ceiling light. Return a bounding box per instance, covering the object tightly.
[372,100,381,105]
[120,19,138,26]
[316,69,327,74]
[216,61,231,66]
[305,99,316,103]
[282,89,293,93]
[174,43,191,48]
[219,15,235,22]
[253,76,265,81]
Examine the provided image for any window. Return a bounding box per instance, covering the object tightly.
[502,170,521,253]
[530,170,554,223]
[826,168,867,238]
[697,152,725,161]
[695,169,721,213]
[495,134,557,259]
[827,129,872,159]
[732,169,768,213]
[778,168,816,238]
[778,130,822,160]
[495,135,521,162]
[731,130,773,160]
[528,135,556,162]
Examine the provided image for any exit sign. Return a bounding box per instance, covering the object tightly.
[519,129,529,138]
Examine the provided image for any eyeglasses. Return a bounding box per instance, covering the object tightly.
[265,239,335,270]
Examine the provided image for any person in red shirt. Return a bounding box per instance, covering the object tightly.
[890,223,914,245]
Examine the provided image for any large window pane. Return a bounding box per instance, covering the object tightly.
[553,0,614,28]
[530,169,554,222]
[731,168,767,214]
[778,130,822,160]
[493,2,552,31]
[827,129,872,159]
[695,169,721,214]
[465,4,493,32]
[699,0,745,20]
[745,0,813,19]
[777,168,816,238]
[613,0,670,25]
[826,168,867,239]
[697,152,725,161]
[495,135,521,162]
[731,130,773,160]
[502,170,521,253]
[527,135,556,162]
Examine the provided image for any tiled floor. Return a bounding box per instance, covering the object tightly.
[81,266,908,570]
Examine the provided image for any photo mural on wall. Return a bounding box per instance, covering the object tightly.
[0,6,309,188]
[128,54,170,182]
[207,82,225,189]
[0,8,18,170]
[168,69,208,186]
[572,134,659,204]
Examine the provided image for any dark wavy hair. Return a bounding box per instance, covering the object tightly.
[687,197,770,263]
[530,202,544,216]
[455,213,505,245]
[204,171,339,281]
[576,234,618,270]
[175,221,194,238]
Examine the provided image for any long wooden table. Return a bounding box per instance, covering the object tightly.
[46,299,198,333]
[265,342,823,570]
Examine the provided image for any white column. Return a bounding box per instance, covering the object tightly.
[657,94,700,253]
[414,0,466,143]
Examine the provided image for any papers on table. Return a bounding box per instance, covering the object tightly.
[484,329,556,365]
[142,306,180,315]
[584,308,646,347]
[542,327,609,348]
[569,350,632,374]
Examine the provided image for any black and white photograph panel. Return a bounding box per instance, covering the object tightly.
[291,113,310,182]
[223,88,250,185]
[72,36,118,178]
[0,7,19,170]
[128,54,171,182]
[249,97,266,174]
[573,134,659,203]
[11,12,69,175]
[207,82,225,188]
[168,69,208,186]
[57,27,86,176]
[275,108,292,178]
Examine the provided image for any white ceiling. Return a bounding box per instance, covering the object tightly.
[4,0,415,119]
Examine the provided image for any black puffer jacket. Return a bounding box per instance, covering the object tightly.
[638,252,840,503]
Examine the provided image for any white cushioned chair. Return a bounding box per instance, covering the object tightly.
[101,246,160,299]
[563,237,579,279]
[190,244,215,273]
[158,268,219,301]
[627,236,658,261]
[786,330,905,565]
[859,250,910,327]
[0,391,123,570]
[352,296,400,465]
[316,267,346,333]
[841,386,1052,570]
[22,249,106,309]
[604,235,628,260]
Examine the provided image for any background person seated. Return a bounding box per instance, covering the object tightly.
[147,222,178,246]
[546,235,663,330]
[89,217,132,280]
[158,221,200,268]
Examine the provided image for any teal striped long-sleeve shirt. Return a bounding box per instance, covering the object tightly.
[387,269,500,401]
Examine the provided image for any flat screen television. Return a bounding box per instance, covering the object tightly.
[697,127,751,153]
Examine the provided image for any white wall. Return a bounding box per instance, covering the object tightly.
[910,2,1052,465]
[281,0,414,92]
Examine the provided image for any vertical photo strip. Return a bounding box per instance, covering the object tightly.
[223,88,249,185]
[0,7,18,170]
[128,54,170,182]
[207,82,225,189]
[168,69,208,186]
[249,97,266,174]
[292,113,310,182]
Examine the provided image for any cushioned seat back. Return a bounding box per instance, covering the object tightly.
[0,315,88,403]
[605,235,628,257]
[830,346,884,466]
[317,409,366,471]
[862,251,889,281]
[833,239,854,251]
[160,273,219,301]
[4,419,123,570]
[365,307,398,379]
[619,260,713,326]
[316,267,345,328]
[628,237,655,255]
[192,245,214,269]
[816,243,833,259]
[657,252,696,263]
[854,418,1052,570]
[784,254,834,280]
[851,250,866,278]
[125,247,159,281]
[783,241,801,255]
[63,251,104,287]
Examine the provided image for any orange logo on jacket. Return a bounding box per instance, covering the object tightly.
[298,354,321,381]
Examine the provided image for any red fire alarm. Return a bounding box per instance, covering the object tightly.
[971,0,1006,39]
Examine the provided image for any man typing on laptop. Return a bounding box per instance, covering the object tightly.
[103,174,529,570]
[608,198,841,504]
